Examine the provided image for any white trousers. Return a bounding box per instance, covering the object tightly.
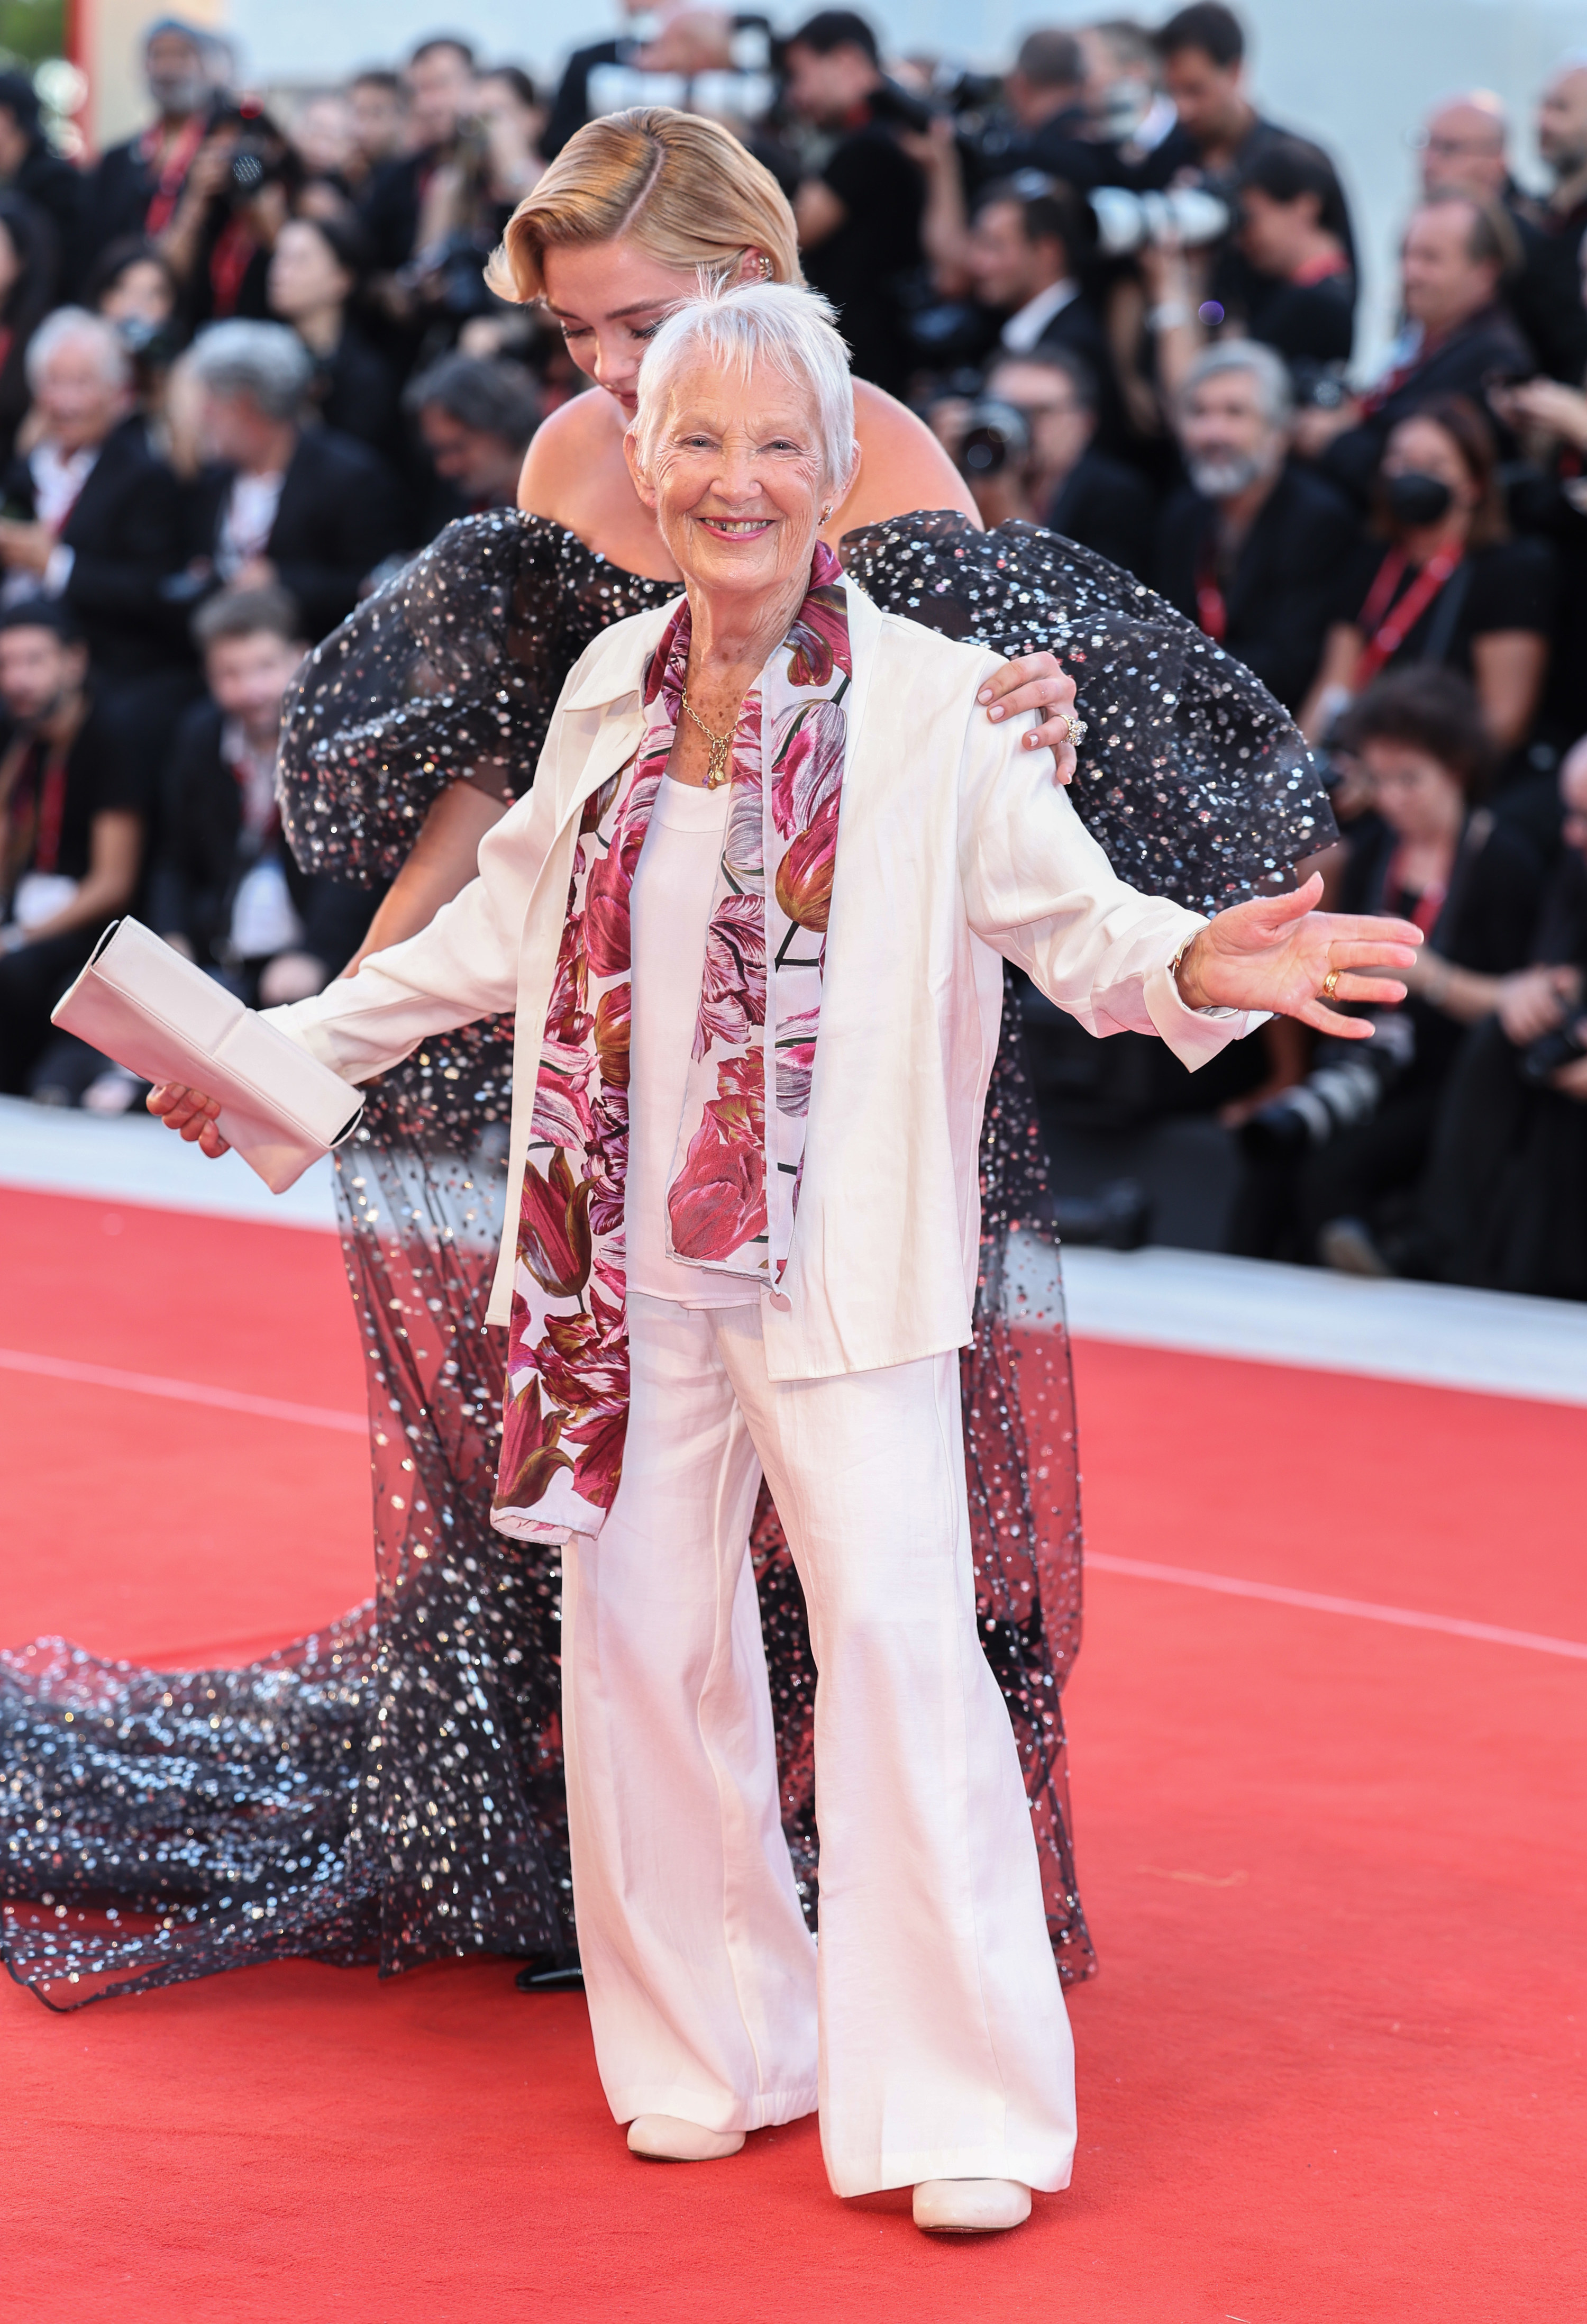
[561,1292,1076,2199]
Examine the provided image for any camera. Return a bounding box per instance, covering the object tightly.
[1241,1013,1416,1153]
[1088,185,1230,257]
[1290,358,1352,412]
[956,398,1030,482]
[1520,1020,1587,1088]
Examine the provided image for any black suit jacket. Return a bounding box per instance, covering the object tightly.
[1,416,188,677]
[1155,462,1361,711]
[1046,446,1156,577]
[150,696,371,972]
[188,426,402,643]
[1321,304,1536,503]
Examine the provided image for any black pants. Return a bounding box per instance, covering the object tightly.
[1418,1017,1587,1299]
[0,927,99,1094]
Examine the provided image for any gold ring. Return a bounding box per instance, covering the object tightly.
[1321,969,1340,1002]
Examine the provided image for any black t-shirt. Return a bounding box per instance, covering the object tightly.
[1341,809,1543,1080]
[1245,269,1355,367]
[4,698,149,887]
[1334,536,1556,675]
[800,117,923,395]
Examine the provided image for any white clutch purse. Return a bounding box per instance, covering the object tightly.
[51,916,364,1193]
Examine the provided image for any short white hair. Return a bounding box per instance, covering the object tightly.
[1179,337,1293,429]
[188,321,313,420]
[630,279,856,496]
[26,306,132,395]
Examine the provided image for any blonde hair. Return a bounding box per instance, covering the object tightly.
[486,107,802,304]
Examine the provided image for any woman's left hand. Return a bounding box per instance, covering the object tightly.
[1175,874,1423,1035]
[978,652,1081,784]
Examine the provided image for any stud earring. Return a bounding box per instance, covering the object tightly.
[760,253,773,279]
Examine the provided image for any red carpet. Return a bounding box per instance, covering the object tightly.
[2,1185,1582,2321]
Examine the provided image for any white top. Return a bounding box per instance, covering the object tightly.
[218,469,286,577]
[277,582,1260,1381]
[1001,278,1080,352]
[626,771,758,1307]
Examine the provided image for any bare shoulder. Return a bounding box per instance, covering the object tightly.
[841,380,980,532]
[516,389,624,520]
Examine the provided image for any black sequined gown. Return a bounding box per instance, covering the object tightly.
[2,513,1327,2008]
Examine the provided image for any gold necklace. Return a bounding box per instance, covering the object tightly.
[680,686,736,787]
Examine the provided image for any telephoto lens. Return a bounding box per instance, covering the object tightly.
[957,398,1030,480]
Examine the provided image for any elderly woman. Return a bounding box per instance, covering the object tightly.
[152,284,1418,2233]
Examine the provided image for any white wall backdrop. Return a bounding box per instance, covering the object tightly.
[227,0,1587,366]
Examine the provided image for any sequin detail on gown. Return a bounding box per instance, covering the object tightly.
[3,513,1328,2006]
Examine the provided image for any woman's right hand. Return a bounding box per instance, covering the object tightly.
[147,1083,231,1159]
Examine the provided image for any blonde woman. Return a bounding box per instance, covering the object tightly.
[2,114,1325,2017]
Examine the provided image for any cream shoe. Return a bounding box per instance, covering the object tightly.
[913,2178,1032,2234]
[626,2114,745,2162]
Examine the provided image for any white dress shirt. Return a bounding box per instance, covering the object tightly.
[1000,277,1080,352]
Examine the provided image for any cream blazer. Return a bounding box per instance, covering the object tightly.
[271,579,1258,1381]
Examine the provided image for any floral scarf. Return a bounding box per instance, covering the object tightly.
[492,544,852,1543]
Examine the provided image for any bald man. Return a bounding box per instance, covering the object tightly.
[1415,85,1587,381]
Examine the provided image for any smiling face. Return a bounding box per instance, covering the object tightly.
[541,241,771,421]
[625,355,835,603]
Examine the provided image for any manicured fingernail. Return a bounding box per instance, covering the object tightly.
[988,704,1003,719]
[977,686,991,701]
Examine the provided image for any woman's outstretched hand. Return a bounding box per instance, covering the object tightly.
[147,1082,231,1158]
[1175,875,1424,1037]
[977,652,1080,784]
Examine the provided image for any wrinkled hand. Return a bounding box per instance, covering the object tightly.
[978,652,1081,783]
[147,1081,231,1158]
[1499,962,1579,1046]
[1175,874,1422,1035]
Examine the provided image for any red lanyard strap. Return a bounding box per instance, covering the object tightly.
[24,741,69,877]
[1194,535,1227,644]
[1355,548,1463,686]
[141,113,207,238]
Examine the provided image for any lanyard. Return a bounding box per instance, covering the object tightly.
[1194,533,1227,643]
[140,113,207,238]
[1354,548,1464,685]
[22,740,69,876]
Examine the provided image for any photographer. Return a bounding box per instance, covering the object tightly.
[965,348,1155,573]
[967,30,1110,195]
[84,17,218,264]
[1233,138,1354,367]
[1156,340,1360,713]
[153,101,304,330]
[1230,667,1542,1268]
[1300,197,1533,497]
[781,10,926,397]
[1411,738,1587,1296]
[1301,395,1554,758]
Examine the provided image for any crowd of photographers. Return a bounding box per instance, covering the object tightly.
[0,4,1582,1299]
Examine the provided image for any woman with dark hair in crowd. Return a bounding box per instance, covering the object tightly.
[1235,136,1355,367]
[0,108,1326,2020]
[1301,393,1555,757]
[1235,664,1542,1272]
[265,210,402,465]
[83,235,184,421]
[0,190,58,466]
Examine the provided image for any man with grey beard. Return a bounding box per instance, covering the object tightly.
[1154,339,1360,712]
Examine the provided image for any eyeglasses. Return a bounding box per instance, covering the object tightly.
[1409,131,1504,158]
